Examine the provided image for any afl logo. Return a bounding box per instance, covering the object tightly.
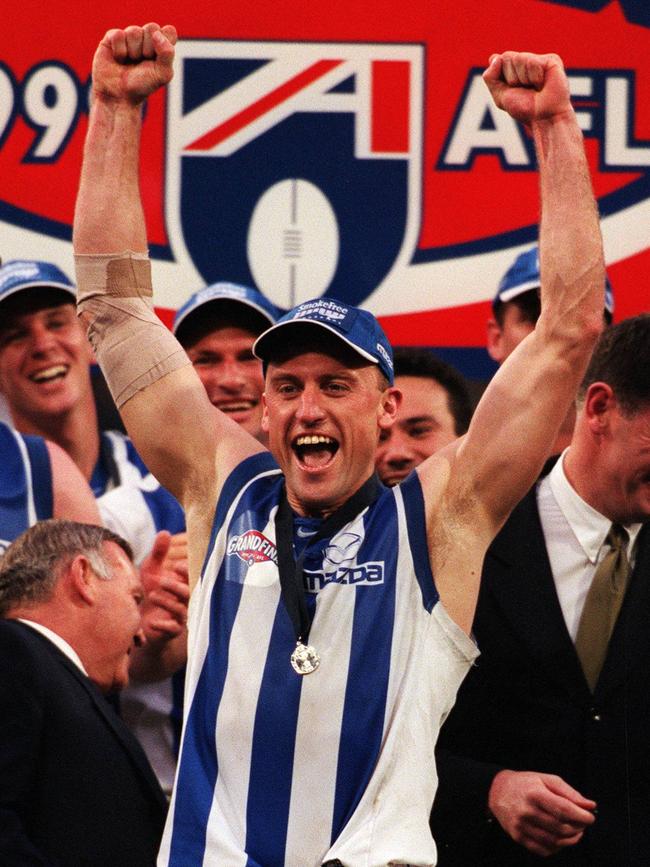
[165,38,422,310]
[227,530,278,567]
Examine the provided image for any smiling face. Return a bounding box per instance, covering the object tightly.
[262,348,398,517]
[595,402,650,525]
[0,292,93,430]
[376,374,458,486]
[89,541,144,693]
[185,325,266,439]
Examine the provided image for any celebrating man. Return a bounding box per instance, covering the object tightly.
[73,24,604,866]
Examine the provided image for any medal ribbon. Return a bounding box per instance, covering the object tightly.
[274,473,382,644]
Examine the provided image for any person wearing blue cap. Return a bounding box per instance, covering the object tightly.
[487,245,615,455]
[73,25,605,867]
[488,245,614,366]
[172,281,279,441]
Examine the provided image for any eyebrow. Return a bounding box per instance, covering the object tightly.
[401,415,440,427]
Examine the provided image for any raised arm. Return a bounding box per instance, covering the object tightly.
[423,52,604,631]
[73,24,263,569]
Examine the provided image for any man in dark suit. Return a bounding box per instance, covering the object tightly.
[0,520,168,866]
[431,313,650,866]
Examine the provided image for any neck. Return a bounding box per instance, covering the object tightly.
[285,473,378,520]
[12,396,100,481]
[563,442,621,523]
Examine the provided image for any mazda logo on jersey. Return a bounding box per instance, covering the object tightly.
[304,561,385,593]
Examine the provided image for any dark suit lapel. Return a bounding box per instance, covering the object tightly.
[483,488,592,700]
[595,524,650,698]
[14,623,166,808]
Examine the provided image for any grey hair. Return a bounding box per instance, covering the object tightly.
[0,520,132,617]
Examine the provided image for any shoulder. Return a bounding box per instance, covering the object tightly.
[0,621,47,688]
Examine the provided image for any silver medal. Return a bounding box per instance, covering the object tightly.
[290,641,320,675]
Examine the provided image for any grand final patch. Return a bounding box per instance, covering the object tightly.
[227,530,278,568]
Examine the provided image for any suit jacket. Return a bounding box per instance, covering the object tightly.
[431,485,650,867]
[0,620,167,866]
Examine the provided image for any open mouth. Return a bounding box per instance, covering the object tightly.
[30,364,68,384]
[382,468,410,486]
[214,399,257,415]
[293,434,339,469]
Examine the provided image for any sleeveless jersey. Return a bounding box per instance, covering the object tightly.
[0,422,53,555]
[159,453,477,867]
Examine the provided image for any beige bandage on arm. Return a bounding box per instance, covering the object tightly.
[75,251,190,408]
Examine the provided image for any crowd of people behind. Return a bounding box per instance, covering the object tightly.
[0,21,648,867]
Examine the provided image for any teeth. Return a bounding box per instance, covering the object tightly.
[296,435,334,446]
[31,365,66,382]
[218,401,254,412]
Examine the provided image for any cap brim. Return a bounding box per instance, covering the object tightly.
[173,296,276,334]
[253,317,378,367]
[495,280,541,305]
[0,282,76,305]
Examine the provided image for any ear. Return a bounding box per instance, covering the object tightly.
[378,386,401,431]
[67,554,97,606]
[486,317,505,363]
[582,382,616,435]
[261,391,270,433]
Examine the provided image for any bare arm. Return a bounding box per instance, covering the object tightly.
[422,52,604,632]
[73,24,263,578]
[48,441,101,524]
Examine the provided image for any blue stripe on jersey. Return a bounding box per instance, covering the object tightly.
[200,451,280,579]
[244,605,302,865]
[0,425,37,547]
[123,436,149,476]
[169,455,279,865]
[168,559,245,865]
[22,434,53,520]
[400,471,439,612]
[90,455,110,498]
[331,488,397,839]
[141,485,186,535]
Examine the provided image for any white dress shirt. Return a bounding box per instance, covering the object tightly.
[17,619,88,675]
[537,451,642,641]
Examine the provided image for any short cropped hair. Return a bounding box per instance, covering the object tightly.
[0,520,132,617]
[577,313,650,414]
[175,301,270,350]
[492,289,541,329]
[392,347,473,435]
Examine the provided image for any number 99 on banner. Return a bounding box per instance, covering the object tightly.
[0,60,87,162]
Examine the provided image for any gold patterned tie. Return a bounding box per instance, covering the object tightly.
[575,524,630,692]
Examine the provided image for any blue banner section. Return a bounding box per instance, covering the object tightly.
[541,0,650,28]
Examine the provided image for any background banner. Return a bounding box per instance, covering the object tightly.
[1,0,648,378]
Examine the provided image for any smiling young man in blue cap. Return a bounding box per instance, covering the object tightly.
[73,24,605,867]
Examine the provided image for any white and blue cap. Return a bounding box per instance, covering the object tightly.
[0,259,76,305]
[172,281,279,339]
[253,297,394,385]
[494,246,615,319]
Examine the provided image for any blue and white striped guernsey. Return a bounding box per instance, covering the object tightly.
[0,422,52,555]
[159,453,477,867]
